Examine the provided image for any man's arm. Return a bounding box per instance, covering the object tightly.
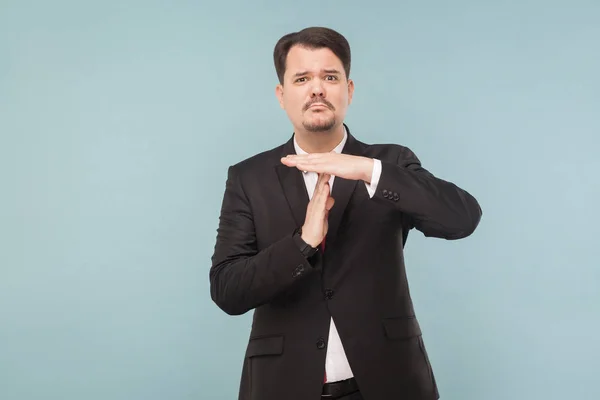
[282,147,482,240]
[209,165,316,316]
[369,147,482,239]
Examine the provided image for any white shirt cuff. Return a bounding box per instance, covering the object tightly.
[364,158,381,198]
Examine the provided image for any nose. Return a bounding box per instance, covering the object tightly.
[309,80,325,98]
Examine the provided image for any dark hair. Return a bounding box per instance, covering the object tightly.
[273,27,351,84]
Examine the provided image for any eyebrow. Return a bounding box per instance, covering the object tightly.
[292,69,342,78]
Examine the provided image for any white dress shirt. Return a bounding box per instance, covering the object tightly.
[293,128,382,383]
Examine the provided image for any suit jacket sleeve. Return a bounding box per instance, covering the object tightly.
[371,146,482,239]
[209,165,315,315]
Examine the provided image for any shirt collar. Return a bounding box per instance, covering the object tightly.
[293,126,348,155]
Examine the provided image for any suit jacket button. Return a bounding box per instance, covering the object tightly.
[393,192,399,201]
[382,189,389,198]
[324,289,334,299]
[316,338,326,349]
[292,265,304,277]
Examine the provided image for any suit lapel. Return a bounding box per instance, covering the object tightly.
[326,128,363,247]
[275,136,310,228]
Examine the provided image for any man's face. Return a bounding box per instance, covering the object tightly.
[276,45,354,134]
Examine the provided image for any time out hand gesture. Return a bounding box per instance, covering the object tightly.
[281,153,374,183]
[301,173,335,247]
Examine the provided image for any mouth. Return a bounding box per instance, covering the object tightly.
[308,103,329,110]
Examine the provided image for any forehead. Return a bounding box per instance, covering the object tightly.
[285,45,344,76]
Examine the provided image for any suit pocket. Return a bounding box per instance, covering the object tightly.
[246,335,284,399]
[382,316,422,340]
[247,334,284,357]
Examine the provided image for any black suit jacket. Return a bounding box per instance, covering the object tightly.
[210,126,482,400]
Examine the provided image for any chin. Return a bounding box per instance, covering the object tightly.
[302,118,337,133]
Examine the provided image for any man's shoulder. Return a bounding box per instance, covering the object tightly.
[356,138,418,162]
[229,141,287,173]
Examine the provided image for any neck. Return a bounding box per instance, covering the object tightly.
[294,124,345,153]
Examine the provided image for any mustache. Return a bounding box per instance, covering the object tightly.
[303,98,335,111]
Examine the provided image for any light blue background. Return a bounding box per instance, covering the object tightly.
[1,1,598,399]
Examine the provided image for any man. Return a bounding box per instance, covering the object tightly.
[210,27,482,400]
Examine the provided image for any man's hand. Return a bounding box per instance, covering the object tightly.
[281,153,374,183]
[301,173,335,247]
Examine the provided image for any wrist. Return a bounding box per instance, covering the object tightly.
[362,157,374,183]
[293,228,319,260]
[300,233,320,248]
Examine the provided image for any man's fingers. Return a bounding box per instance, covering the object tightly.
[316,172,324,185]
[282,153,338,176]
[316,173,330,192]
[318,175,331,201]
[309,173,330,215]
[307,174,326,211]
[316,175,334,218]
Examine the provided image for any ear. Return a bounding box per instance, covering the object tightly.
[347,79,355,106]
[275,83,285,109]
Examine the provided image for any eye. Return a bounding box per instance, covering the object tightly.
[325,75,338,81]
[295,77,307,83]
